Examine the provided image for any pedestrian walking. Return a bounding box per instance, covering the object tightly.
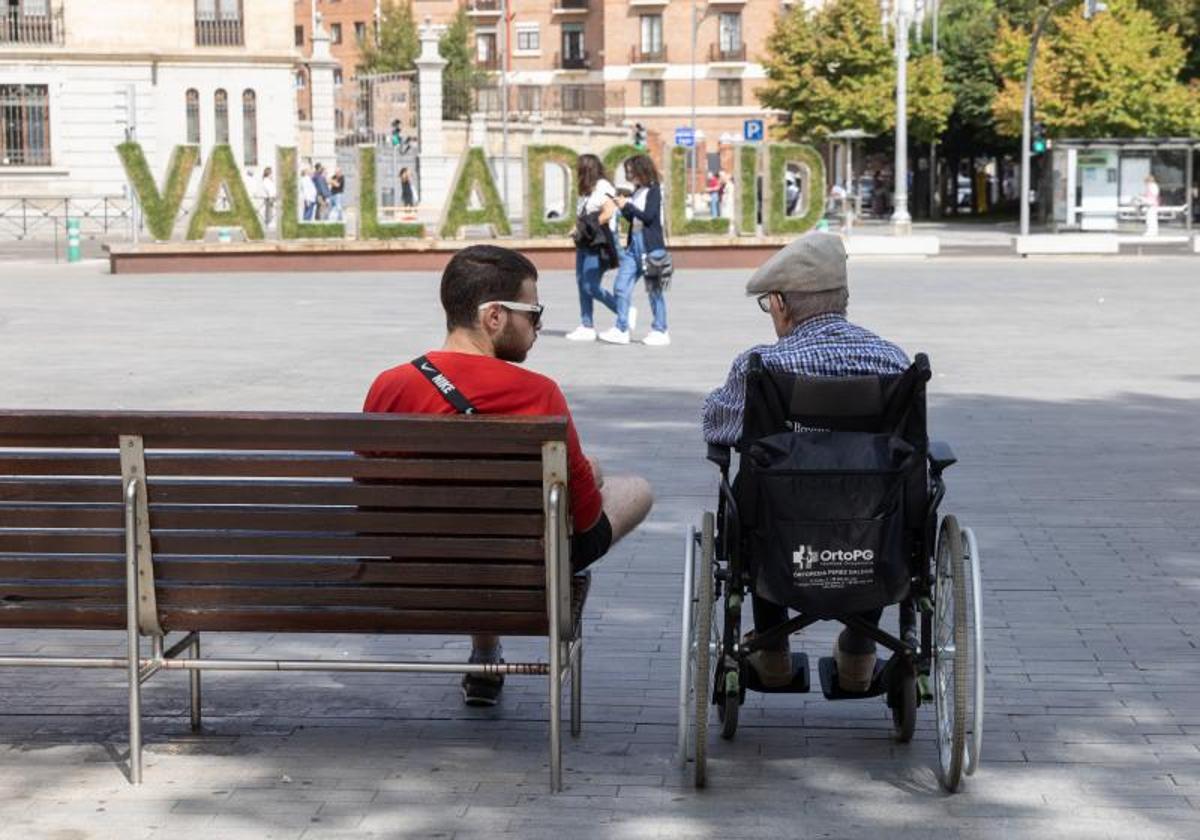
[400,167,417,209]
[1140,174,1160,237]
[707,171,721,219]
[299,167,318,221]
[566,154,621,343]
[259,166,277,229]
[614,154,670,346]
[328,167,345,221]
[312,163,332,220]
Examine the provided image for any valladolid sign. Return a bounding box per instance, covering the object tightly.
[117,141,826,242]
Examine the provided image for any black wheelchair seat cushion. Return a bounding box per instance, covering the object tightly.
[744,430,916,618]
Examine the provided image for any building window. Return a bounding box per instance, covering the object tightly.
[294,70,307,89]
[333,68,343,87]
[562,85,585,113]
[640,80,663,108]
[718,78,742,106]
[517,85,541,113]
[354,21,367,43]
[330,23,342,44]
[562,24,584,60]
[640,15,663,54]
[516,27,539,53]
[476,31,498,69]
[214,88,229,144]
[3,0,62,45]
[719,13,742,51]
[195,0,243,47]
[0,84,52,167]
[294,25,304,46]
[185,88,201,145]
[242,89,257,166]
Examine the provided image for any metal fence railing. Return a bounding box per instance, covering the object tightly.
[0,5,64,46]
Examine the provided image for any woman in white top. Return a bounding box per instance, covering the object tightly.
[566,154,621,342]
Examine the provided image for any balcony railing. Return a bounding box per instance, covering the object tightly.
[630,45,668,64]
[556,50,589,70]
[475,53,501,71]
[470,83,624,125]
[709,43,746,62]
[467,0,501,13]
[195,17,244,47]
[553,0,590,11]
[1,5,65,46]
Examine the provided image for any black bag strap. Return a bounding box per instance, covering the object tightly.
[411,355,477,415]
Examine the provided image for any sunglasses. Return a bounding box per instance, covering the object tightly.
[478,300,545,328]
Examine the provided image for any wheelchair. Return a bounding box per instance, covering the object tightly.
[677,353,984,792]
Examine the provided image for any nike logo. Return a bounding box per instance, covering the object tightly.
[419,363,435,372]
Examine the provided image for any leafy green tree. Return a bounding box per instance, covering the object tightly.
[360,0,420,74]
[1139,0,1200,80]
[440,6,484,120]
[937,0,1005,155]
[992,0,1200,138]
[759,0,951,143]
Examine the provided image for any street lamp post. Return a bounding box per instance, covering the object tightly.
[891,0,911,234]
[929,0,940,220]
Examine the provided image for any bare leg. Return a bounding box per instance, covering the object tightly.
[599,474,653,544]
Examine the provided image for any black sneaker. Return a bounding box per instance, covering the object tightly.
[456,648,499,710]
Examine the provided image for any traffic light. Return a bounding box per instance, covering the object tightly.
[390,119,402,147]
[633,122,647,150]
[1031,121,1047,155]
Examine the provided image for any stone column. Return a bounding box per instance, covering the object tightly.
[415,20,450,225]
[306,22,339,168]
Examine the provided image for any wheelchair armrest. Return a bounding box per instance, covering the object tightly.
[706,443,732,470]
[928,440,957,474]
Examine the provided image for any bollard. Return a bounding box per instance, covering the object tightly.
[217,228,232,244]
[66,218,81,263]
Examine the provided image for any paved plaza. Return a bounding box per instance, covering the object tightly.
[0,256,1198,839]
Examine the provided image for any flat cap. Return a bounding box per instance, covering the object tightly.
[745,232,847,296]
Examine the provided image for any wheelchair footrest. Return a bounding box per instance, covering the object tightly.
[818,656,889,701]
[745,653,811,694]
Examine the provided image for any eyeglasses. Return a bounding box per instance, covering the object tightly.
[478,300,545,327]
[756,292,776,313]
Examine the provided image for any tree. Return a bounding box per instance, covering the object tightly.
[1139,0,1200,80]
[360,0,419,75]
[992,0,1200,138]
[759,0,952,143]
[937,0,1006,156]
[440,6,484,121]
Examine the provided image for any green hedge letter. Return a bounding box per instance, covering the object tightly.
[764,144,826,236]
[277,147,345,240]
[116,143,199,241]
[735,145,759,236]
[186,145,265,241]
[439,148,511,239]
[667,146,730,237]
[358,146,424,239]
[524,145,578,238]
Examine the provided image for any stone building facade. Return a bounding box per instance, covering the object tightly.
[0,0,300,200]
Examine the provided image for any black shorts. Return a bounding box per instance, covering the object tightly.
[571,512,613,574]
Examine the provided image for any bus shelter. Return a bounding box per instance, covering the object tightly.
[1050,138,1197,232]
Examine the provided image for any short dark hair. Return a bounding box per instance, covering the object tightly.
[440,245,538,331]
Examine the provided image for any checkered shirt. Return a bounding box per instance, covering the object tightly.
[702,313,910,446]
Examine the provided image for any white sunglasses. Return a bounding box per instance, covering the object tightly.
[477,300,545,327]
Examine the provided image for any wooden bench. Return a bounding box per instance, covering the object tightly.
[0,410,586,791]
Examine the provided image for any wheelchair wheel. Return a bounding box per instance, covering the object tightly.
[693,511,716,788]
[891,670,917,744]
[962,526,985,777]
[717,672,739,740]
[933,514,968,792]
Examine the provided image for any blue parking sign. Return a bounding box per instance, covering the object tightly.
[744,119,764,142]
[674,127,695,148]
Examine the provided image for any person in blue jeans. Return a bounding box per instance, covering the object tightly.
[567,154,625,343]
[613,154,670,346]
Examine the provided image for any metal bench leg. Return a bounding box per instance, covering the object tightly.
[570,639,582,738]
[189,633,202,732]
[124,479,143,785]
[549,637,563,792]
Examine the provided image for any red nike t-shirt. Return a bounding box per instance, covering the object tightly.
[363,351,603,532]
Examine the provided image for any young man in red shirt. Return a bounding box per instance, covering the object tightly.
[364,244,654,705]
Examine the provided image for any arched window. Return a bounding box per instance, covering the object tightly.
[185,89,200,145]
[214,89,229,144]
[242,89,258,166]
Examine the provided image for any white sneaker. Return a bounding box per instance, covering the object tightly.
[597,327,631,345]
[627,307,638,332]
[565,325,597,342]
[642,330,671,347]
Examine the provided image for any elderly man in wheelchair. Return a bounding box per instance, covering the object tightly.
[678,233,984,791]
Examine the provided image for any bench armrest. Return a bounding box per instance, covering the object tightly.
[706,443,732,470]
[928,440,957,475]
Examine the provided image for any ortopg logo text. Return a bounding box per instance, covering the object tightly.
[793,546,875,571]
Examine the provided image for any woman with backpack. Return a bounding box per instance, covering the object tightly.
[613,154,670,346]
[567,154,622,342]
